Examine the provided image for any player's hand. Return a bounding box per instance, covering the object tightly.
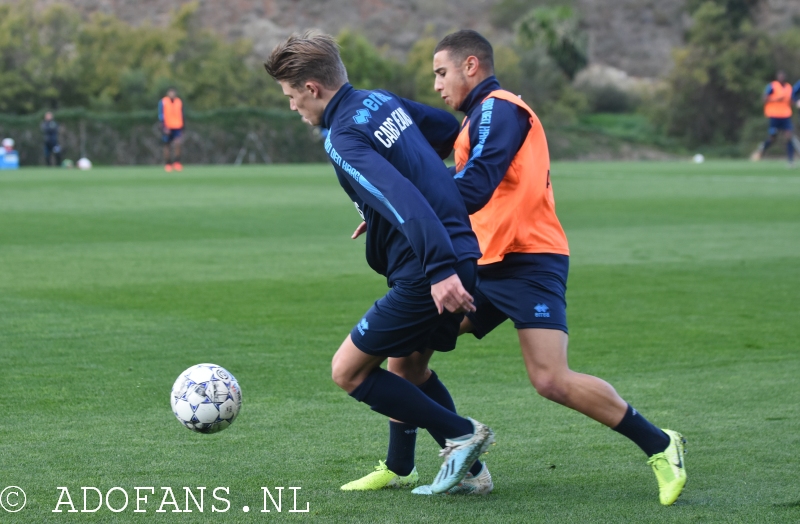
[351,221,367,239]
[431,273,475,314]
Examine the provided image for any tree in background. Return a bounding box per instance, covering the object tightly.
[517,5,587,81]
[0,4,80,113]
[653,0,800,149]
[0,2,284,114]
[489,0,590,121]
[338,30,398,92]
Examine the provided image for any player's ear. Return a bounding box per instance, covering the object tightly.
[464,56,480,77]
[306,81,321,98]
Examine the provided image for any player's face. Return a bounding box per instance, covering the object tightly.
[433,50,471,110]
[279,81,324,126]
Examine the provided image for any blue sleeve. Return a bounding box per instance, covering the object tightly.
[336,171,367,221]
[399,98,460,160]
[764,84,773,96]
[158,100,164,122]
[327,130,458,283]
[454,99,530,214]
[793,81,800,101]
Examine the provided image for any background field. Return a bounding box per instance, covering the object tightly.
[1,161,798,523]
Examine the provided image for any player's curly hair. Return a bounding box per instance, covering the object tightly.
[434,30,494,73]
[264,30,348,89]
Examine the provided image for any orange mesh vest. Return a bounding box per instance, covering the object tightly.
[161,97,184,129]
[454,90,569,265]
[764,81,793,118]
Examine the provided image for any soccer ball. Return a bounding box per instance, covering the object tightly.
[77,157,92,170]
[170,363,242,433]
[692,153,705,164]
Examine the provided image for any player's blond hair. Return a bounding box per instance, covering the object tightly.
[264,30,348,89]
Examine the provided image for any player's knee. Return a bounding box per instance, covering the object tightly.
[530,372,569,404]
[330,356,357,392]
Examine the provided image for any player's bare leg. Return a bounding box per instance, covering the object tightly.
[388,349,433,386]
[752,129,778,161]
[331,335,386,393]
[517,328,627,426]
[173,137,183,171]
[462,318,685,504]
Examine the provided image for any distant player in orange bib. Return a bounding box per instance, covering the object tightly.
[345,30,687,505]
[159,88,184,172]
[751,71,796,166]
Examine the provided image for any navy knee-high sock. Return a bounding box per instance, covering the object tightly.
[612,404,671,456]
[418,370,456,448]
[788,138,795,162]
[385,421,417,476]
[384,370,482,477]
[419,371,484,476]
[350,368,474,439]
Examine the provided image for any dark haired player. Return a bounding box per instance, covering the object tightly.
[263,30,495,494]
[751,71,796,166]
[159,88,184,172]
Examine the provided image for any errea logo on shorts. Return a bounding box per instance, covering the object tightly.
[357,318,369,335]
[534,304,550,318]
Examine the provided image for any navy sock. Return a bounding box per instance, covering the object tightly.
[612,404,670,457]
[350,368,474,439]
[418,370,456,448]
[788,139,795,162]
[418,370,483,477]
[762,138,773,151]
[385,421,417,476]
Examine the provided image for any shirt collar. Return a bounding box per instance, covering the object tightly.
[458,76,501,114]
[321,83,353,129]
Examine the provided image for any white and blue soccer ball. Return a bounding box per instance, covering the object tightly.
[171,363,242,433]
[77,157,92,170]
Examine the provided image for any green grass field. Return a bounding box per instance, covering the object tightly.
[1,161,798,523]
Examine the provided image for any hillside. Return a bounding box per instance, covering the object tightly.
[10,0,800,77]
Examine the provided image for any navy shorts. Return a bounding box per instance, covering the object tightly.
[768,117,792,134]
[350,259,477,358]
[162,128,183,143]
[467,253,569,338]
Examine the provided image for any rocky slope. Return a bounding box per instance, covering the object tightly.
[12,0,800,77]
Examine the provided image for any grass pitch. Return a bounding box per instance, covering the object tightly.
[1,161,798,523]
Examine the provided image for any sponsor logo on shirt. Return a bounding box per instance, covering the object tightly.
[353,109,371,124]
[374,108,414,149]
